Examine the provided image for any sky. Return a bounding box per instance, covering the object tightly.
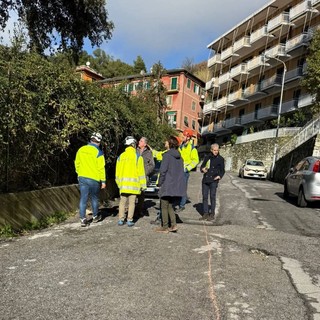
[96,0,271,70]
[1,0,271,70]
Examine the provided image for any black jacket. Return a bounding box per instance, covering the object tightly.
[200,153,225,184]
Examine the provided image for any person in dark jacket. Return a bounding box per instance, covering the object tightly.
[199,143,225,221]
[136,136,155,217]
[155,136,186,233]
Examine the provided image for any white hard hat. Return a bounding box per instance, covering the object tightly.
[91,132,102,142]
[124,136,137,146]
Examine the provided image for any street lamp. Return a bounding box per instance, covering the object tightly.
[265,55,287,178]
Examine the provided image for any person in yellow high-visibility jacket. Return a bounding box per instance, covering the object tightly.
[176,129,199,212]
[115,136,146,227]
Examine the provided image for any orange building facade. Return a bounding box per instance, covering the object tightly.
[100,69,205,141]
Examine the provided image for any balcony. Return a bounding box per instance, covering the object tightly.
[298,94,314,108]
[247,55,268,74]
[257,105,278,120]
[250,25,274,48]
[285,66,304,83]
[285,32,311,54]
[290,1,317,23]
[221,46,237,61]
[281,99,298,114]
[225,117,242,130]
[233,36,251,55]
[240,112,262,126]
[203,101,215,114]
[216,96,229,109]
[230,63,248,80]
[264,44,287,58]
[243,83,267,100]
[267,12,291,32]
[213,121,232,136]
[218,72,233,90]
[260,74,282,92]
[228,89,248,106]
[207,53,222,68]
[205,77,219,90]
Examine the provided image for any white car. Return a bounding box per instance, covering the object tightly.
[239,159,268,180]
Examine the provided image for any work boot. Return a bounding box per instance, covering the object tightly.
[154,226,169,234]
[199,214,209,221]
[207,214,215,221]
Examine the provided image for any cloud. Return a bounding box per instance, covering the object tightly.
[99,0,269,69]
[0,0,270,70]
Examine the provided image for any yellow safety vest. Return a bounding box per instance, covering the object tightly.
[179,141,199,172]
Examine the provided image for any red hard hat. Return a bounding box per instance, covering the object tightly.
[182,129,194,137]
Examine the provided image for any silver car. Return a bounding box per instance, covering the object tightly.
[283,156,320,207]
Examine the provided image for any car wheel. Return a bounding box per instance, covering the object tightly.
[297,188,307,207]
[283,183,289,199]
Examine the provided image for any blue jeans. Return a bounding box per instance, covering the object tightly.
[79,177,100,219]
[202,181,218,215]
[179,171,190,208]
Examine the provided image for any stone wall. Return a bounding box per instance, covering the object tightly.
[217,134,318,184]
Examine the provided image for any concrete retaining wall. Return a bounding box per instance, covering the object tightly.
[0,179,119,229]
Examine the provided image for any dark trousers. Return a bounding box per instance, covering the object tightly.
[160,197,177,229]
[202,181,218,215]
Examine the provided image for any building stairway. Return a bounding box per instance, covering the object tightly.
[277,116,320,160]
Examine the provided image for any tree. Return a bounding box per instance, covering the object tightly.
[303,29,320,115]
[0,0,114,64]
[133,55,146,74]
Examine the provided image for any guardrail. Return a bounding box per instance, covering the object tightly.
[278,117,320,159]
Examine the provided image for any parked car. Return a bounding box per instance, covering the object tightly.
[144,159,161,197]
[283,156,320,207]
[238,159,268,180]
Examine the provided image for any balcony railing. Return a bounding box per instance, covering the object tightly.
[225,117,242,129]
[290,0,314,21]
[230,63,248,78]
[228,89,246,103]
[285,32,311,52]
[216,96,228,109]
[233,36,250,52]
[260,74,282,90]
[298,94,314,108]
[267,12,290,32]
[243,83,264,98]
[247,55,267,71]
[203,101,215,113]
[312,0,320,6]
[218,72,232,85]
[281,99,298,114]
[205,77,219,90]
[285,66,304,82]
[264,44,287,58]
[257,105,278,120]
[241,112,259,125]
[221,46,234,61]
[250,25,272,44]
[207,54,222,68]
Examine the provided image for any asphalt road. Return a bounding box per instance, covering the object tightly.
[1,171,320,320]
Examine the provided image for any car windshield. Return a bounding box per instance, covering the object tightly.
[247,160,264,166]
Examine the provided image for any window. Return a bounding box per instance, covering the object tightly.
[192,120,196,130]
[128,83,134,93]
[166,95,173,106]
[184,116,189,126]
[239,109,245,117]
[191,101,196,111]
[187,79,191,89]
[167,112,177,128]
[170,77,178,90]
[193,84,199,94]
[144,81,151,89]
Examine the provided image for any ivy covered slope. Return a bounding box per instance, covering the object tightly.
[0,45,174,193]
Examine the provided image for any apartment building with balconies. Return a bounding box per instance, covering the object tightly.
[202,0,320,144]
[101,69,205,139]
